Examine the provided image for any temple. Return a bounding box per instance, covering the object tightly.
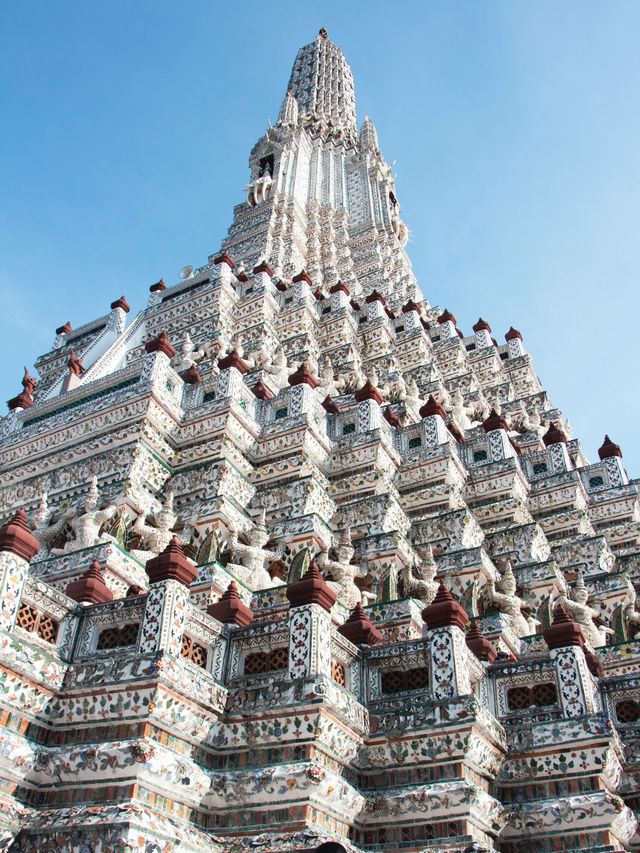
[0,29,639,853]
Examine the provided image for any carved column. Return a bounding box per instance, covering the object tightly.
[543,605,599,717]
[422,582,471,699]
[0,510,39,632]
[286,560,336,680]
[139,537,197,657]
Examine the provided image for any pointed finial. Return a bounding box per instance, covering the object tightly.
[0,508,40,561]
[338,602,383,646]
[207,581,253,626]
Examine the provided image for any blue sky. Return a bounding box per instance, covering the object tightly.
[1,1,639,472]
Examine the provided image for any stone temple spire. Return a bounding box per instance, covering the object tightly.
[286,28,357,141]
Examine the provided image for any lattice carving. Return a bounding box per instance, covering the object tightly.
[181,635,208,669]
[16,603,59,646]
[381,666,429,694]
[532,682,558,707]
[331,660,346,685]
[616,699,640,723]
[97,623,140,650]
[16,604,38,633]
[507,686,531,710]
[507,682,558,711]
[244,647,288,675]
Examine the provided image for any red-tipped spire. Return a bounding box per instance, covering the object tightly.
[66,559,114,605]
[437,309,456,325]
[338,602,383,646]
[288,362,318,389]
[598,435,622,460]
[145,536,197,588]
[145,331,176,359]
[482,409,508,433]
[419,395,446,420]
[67,350,85,376]
[473,318,491,333]
[466,621,497,663]
[543,604,584,650]
[0,509,39,561]
[354,379,382,404]
[286,559,337,613]
[179,365,202,385]
[149,278,166,293]
[110,296,130,313]
[505,327,522,342]
[422,582,468,631]
[218,349,249,374]
[213,251,234,269]
[543,422,567,447]
[207,581,253,626]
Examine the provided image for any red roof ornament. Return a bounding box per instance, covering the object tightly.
[7,367,37,411]
[437,309,456,325]
[322,395,341,414]
[207,581,254,626]
[543,422,567,447]
[313,288,325,301]
[383,406,402,428]
[354,380,383,405]
[422,582,468,631]
[236,270,249,283]
[482,409,508,433]
[110,296,130,313]
[218,349,249,374]
[329,281,350,297]
[473,318,491,333]
[350,299,361,311]
[543,604,585,650]
[67,350,85,377]
[149,278,167,293]
[126,584,145,597]
[253,260,274,277]
[179,365,202,385]
[145,536,197,588]
[292,270,313,287]
[365,289,386,306]
[286,559,337,612]
[145,331,176,359]
[0,508,39,561]
[584,647,604,678]
[401,299,421,314]
[213,251,235,269]
[421,318,431,330]
[598,435,622,460]
[505,327,523,342]
[288,362,318,389]
[55,322,72,335]
[419,395,446,420]
[466,620,497,663]
[338,602,383,646]
[66,559,114,605]
[252,379,274,400]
